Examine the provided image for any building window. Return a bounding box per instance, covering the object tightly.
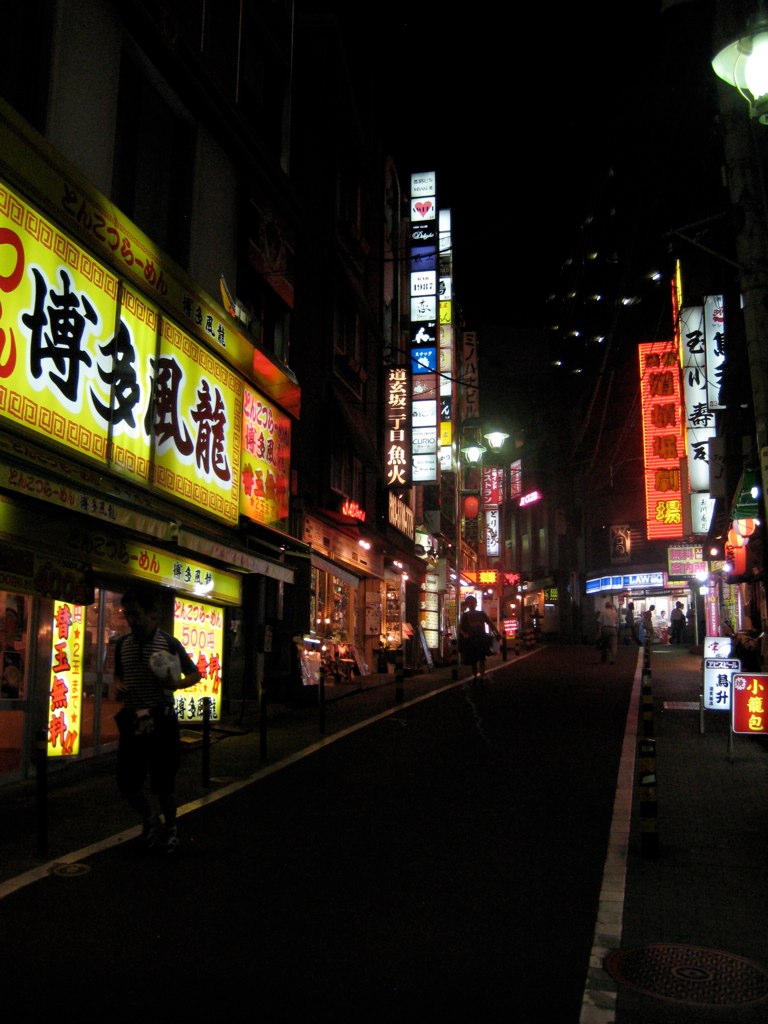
[112,46,194,268]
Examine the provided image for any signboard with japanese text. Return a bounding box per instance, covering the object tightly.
[409,172,438,483]
[0,180,244,525]
[0,180,118,458]
[239,382,290,529]
[0,113,270,398]
[461,331,479,423]
[47,601,84,758]
[732,672,768,734]
[704,295,726,411]
[80,530,242,605]
[438,210,454,473]
[703,658,738,711]
[154,318,241,522]
[680,304,715,495]
[509,460,522,499]
[385,367,410,488]
[704,635,732,658]
[482,466,504,509]
[420,572,439,650]
[485,507,500,557]
[639,341,685,540]
[173,595,224,723]
[667,544,706,579]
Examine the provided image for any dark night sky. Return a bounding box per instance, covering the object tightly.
[340,0,720,332]
[333,0,727,433]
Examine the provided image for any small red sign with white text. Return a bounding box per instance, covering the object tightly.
[732,673,768,734]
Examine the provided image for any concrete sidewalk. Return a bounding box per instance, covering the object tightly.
[601,641,768,1023]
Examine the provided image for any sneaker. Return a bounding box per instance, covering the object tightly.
[141,816,161,850]
[160,824,179,854]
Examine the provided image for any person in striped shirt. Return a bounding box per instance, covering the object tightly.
[114,585,201,853]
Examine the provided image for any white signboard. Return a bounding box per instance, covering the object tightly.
[704,635,733,658]
[703,657,739,710]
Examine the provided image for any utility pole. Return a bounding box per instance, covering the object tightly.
[713,11,768,534]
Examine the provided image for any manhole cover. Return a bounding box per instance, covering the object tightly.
[604,945,768,1007]
[51,862,91,878]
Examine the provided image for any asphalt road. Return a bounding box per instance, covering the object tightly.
[1,645,635,1021]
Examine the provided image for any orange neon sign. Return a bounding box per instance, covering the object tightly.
[639,341,685,541]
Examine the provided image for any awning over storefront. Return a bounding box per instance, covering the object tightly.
[177,528,294,584]
[730,468,760,519]
[310,553,360,589]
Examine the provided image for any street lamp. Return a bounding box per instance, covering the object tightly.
[451,424,511,678]
[713,10,768,123]
[484,430,509,452]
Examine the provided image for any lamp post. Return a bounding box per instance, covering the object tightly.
[451,425,510,679]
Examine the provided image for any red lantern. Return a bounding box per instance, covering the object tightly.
[727,528,745,548]
[464,495,479,520]
[732,546,747,574]
[735,517,756,538]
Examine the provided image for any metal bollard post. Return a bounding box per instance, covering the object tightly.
[202,697,211,789]
[35,728,48,856]
[260,681,268,764]
[641,670,655,737]
[318,664,326,734]
[639,736,659,857]
[395,646,404,703]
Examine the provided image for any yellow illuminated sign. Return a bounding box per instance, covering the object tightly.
[0,182,243,523]
[154,319,242,522]
[85,533,242,605]
[239,382,291,529]
[173,596,224,722]
[47,601,84,758]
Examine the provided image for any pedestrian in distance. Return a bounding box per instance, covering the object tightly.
[670,601,685,644]
[625,601,640,646]
[459,595,499,682]
[114,584,201,854]
[641,605,656,645]
[598,599,619,664]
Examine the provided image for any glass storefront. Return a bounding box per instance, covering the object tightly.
[0,591,29,775]
[0,581,234,787]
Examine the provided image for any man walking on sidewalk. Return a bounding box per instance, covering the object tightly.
[598,599,619,664]
[114,585,201,853]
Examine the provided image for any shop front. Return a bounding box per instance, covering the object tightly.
[0,470,296,785]
[294,513,386,692]
[0,101,301,784]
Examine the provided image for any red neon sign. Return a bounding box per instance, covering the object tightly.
[639,341,685,540]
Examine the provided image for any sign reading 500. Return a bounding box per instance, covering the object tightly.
[173,596,224,722]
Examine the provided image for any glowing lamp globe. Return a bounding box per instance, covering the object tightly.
[713,24,768,123]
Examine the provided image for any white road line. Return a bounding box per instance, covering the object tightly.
[579,649,643,1022]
